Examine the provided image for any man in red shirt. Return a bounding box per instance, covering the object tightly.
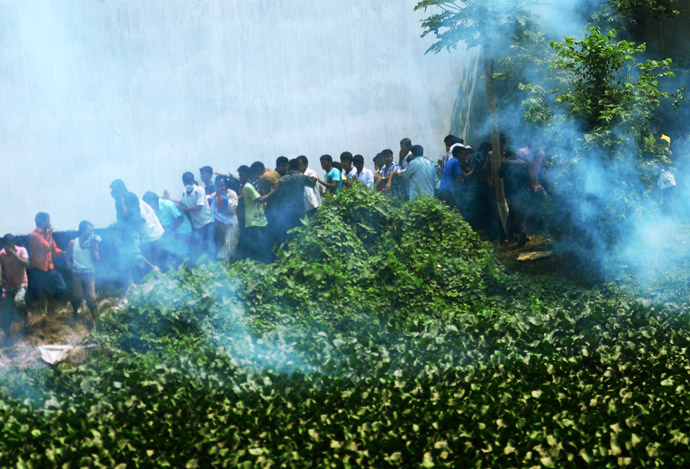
[0,234,30,341]
[516,142,545,193]
[516,141,547,233]
[28,212,67,302]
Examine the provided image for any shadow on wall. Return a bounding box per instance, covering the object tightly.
[449,49,487,145]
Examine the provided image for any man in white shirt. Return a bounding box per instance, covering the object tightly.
[340,152,358,182]
[177,171,215,262]
[199,166,214,195]
[139,199,164,244]
[352,154,374,189]
[399,138,413,169]
[298,155,321,217]
[138,197,165,267]
[143,191,192,269]
[441,135,463,169]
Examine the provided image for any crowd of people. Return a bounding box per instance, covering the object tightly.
[0,134,551,343]
[4,127,687,344]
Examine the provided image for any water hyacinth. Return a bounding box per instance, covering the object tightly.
[1,187,689,466]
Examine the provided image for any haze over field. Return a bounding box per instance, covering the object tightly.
[0,0,470,235]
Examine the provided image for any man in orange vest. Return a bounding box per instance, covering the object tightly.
[28,212,67,301]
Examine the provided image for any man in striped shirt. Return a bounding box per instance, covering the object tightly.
[380,149,407,200]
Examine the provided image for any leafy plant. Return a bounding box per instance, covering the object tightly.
[550,27,679,137]
[521,26,684,273]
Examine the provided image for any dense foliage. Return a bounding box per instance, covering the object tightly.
[1,187,689,467]
[521,27,684,270]
[231,187,502,334]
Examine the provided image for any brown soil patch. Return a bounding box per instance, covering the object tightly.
[0,298,116,369]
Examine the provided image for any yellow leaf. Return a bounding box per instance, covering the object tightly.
[308,429,321,442]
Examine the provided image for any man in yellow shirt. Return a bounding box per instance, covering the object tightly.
[243,164,276,263]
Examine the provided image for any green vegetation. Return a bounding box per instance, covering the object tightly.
[1,187,689,467]
[520,27,684,259]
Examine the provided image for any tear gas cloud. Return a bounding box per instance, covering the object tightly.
[0,0,472,235]
[449,0,690,290]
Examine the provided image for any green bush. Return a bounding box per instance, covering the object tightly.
[228,186,503,334]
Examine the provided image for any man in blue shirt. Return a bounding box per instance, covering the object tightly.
[392,145,438,200]
[438,145,464,208]
[317,154,343,194]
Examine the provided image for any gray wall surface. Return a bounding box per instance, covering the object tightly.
[0,0,476,234]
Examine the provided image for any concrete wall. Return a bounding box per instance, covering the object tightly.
[0,0,477,235]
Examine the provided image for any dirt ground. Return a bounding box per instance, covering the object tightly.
[495,234,561,275]
[0,298,118,370]
[495,223,690,285]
